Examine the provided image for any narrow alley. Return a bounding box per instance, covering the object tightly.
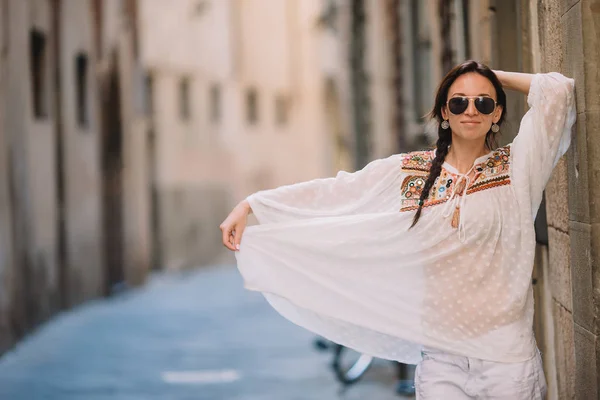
[0,265,410,400]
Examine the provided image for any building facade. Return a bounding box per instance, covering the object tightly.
[0,0,150,354]
[138,0,237,270]
[533,1,600,398]
[136,0,400,270]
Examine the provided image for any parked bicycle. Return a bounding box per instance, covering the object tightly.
[313,336,415,395]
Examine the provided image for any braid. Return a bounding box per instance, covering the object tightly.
[410,128,451,228]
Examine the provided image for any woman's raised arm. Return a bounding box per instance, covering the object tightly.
[493,70,534,95]
[220,153,406,250]
[506,72,576,217]
[247,153,405,223]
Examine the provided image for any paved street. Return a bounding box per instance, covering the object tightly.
[0,265,414,400]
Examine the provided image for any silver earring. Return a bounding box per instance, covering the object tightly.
[491,123,500,133]
[441,120,450,130]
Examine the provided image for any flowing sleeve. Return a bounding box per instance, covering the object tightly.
[510,72,576,217]
[246,154,406,224]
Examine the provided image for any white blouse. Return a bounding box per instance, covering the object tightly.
[235,73,576,364]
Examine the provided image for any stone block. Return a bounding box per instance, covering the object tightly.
[581,0,600,112]
[553,300,576,399]
[570,221,594,332]
[591,223,600,300]
[567,112,590,223]
[539,1,564,72]
[562,2,586,113]
[574,323,598,400]
[548,227,573,311]
[546,158,570,233]
[597,334,600,399]
[585,111,600,224]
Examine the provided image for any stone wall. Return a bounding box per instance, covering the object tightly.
[0,0,16,353]
[116,25,152,287]
[5,0,61,335]
[58,0,104,306]
[534,0,600,398]
[0,0,151,355]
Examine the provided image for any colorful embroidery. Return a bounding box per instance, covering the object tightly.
[400,146,511,212]
[401,151,435,173]
[400,169,455,211]
[468,146,511,194]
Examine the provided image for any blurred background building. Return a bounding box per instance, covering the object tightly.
[0,0,598,399]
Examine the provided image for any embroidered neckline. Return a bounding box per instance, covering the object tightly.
[399,146,511,213]
[441,149,496,176]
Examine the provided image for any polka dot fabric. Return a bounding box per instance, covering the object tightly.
[236,73,576,364]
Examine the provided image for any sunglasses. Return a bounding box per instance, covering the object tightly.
[447,96,497,115]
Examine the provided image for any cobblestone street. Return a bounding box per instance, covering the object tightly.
[0,265,413,400]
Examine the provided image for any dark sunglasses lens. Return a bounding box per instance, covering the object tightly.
[475,97,496,114]
[448,97,468,114]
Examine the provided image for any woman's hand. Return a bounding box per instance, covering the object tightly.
[493,70,533,95]
[220,200,252,251]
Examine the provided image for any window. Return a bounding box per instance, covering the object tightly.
[318,0,339,32]
[274,95,289,126]
[75,53,89,127]
[30,29,48,119]
[179,78,191,121]
[246,88,258,124]
[144,73,154,117]
[210,84,221,124]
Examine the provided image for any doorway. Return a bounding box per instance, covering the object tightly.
[100,55,125,295]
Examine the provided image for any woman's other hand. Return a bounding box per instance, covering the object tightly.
[220,200,251,251]
[492,70,533,95]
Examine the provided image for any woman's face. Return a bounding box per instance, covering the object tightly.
[441,72,503,144]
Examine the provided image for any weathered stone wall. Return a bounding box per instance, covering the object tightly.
[58,0,104,306]
[116,25,152,286]
[5,0,61,335]
[0,0,151,355]
[534,0,600,398]
[567,1,600,398]
[0,0,16,353]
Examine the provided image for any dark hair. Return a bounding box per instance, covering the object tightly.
[410,60,507,228]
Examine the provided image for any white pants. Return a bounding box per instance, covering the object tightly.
[415,347,547,399]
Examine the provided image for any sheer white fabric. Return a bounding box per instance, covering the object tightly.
[235,73,576,364]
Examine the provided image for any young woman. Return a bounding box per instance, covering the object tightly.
[220,60,576,399]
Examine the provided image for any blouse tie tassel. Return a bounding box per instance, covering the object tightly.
[451,205,461,229]
[442,174,471,242]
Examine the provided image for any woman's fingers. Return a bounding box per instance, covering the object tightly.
[234,226,244,251]
[220,205,249,252]
[220,223,236,251]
